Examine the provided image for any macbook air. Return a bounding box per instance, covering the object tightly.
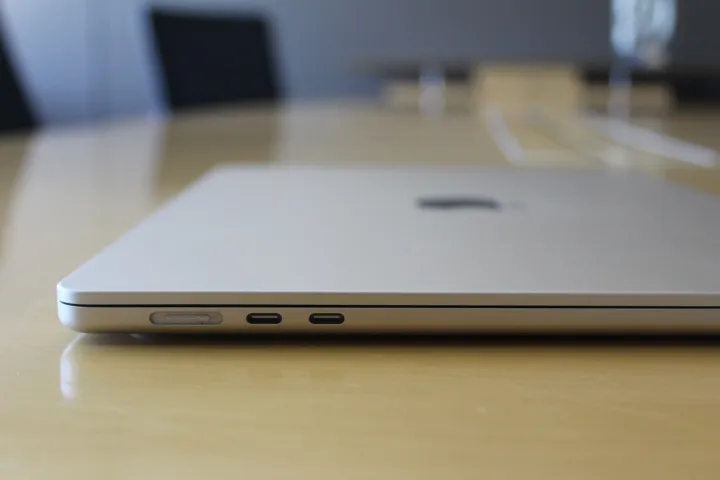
[57,166,720,333]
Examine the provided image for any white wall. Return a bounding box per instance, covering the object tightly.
[88,0,162,120]
[4,0,93,124]
[4,0,161,124]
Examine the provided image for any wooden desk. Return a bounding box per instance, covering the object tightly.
[2,102,720,479]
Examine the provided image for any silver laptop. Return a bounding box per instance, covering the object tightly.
[57,165,720,334]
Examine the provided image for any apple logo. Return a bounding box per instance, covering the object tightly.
[418,196,504,211]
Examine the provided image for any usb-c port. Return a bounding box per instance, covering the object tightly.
[247,313,282,325]
[309,313,345,325]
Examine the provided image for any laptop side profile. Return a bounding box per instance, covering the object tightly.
[58,166,720,333]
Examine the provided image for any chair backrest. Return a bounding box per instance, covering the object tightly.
[150,10,281,111]
[0,23,36,133]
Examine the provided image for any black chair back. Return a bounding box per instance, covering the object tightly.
[0,24,35,133]
[150,10,281,111]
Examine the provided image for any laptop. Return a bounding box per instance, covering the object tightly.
[57,165,720,334]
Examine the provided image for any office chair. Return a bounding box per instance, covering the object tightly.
[0,22,36,133]
[150,10,281,111]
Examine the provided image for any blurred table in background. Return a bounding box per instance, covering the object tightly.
[354,57,476,112]
[1,101,720,479]
[356,58,680,114]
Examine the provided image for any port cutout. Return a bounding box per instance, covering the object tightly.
[309,313,345,325]
[246,313,282,325]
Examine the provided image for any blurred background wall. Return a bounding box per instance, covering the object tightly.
[2,0,717,125]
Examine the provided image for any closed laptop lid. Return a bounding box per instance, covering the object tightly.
[58,166,720,307]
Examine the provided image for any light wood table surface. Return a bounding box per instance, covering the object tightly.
[2,102,720,479]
